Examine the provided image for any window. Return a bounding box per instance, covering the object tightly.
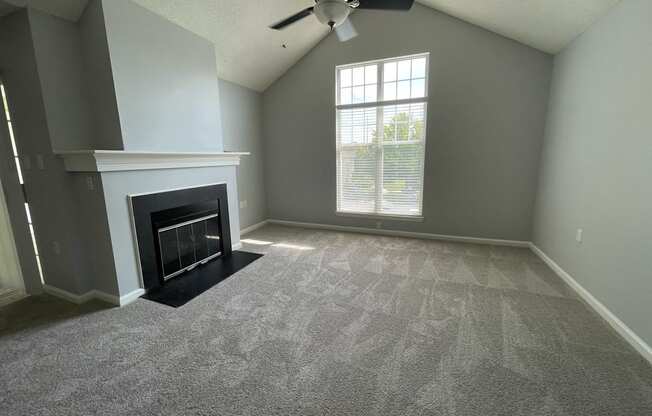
[1,81,44,283]
[336,53,428,218]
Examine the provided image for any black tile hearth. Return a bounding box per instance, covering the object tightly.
[142,251,263,307]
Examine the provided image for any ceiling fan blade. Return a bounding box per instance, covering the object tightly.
[269,7,314,30]
[335,18,358,42]
[355,0,414,10]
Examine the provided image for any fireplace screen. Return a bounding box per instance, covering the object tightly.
[157,213,221,281]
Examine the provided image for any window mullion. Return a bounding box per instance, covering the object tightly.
[336,110,341,212]
[375,64,384,214]
[336,97,425,111]
[335,68,341,106]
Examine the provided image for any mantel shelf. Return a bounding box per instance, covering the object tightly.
[55,150,249,173]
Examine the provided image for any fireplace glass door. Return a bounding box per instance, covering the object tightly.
[157,213,221,281]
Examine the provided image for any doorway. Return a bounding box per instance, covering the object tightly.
[0,79,43,305]
[0,173,25,306]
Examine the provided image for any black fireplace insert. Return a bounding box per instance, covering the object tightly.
[130,183,262,307]
[130,184,232,291]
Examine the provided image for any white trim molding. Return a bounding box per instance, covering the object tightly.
[43,284,96,304]
[100,288,146,307]
[529,243,652,364]
[0,289,27,307]
[120,288,146,306]
[336,211,424,222]
[267,219,530,247]
[43,284,145,307]
[241,220,269,235]
[56,150,249,173]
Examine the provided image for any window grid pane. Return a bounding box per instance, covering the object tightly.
[340,63,383,105]
[340,68,352,87]
[397,60,411,80]
[384,62,397,82]
[352,67,365,86]
[338,107,377,145]
[365,65,377,85]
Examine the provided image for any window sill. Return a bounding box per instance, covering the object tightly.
[336,211,424,222]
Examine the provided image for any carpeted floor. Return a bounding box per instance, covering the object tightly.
[1,225,651,415]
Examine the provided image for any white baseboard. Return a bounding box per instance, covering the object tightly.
[43,284,96,304]
[90,290,118,305]
[118,288,146,306]
[93,288,146,306]
[529,243,652,364]
[241,220,268,235]
[232,242,243,250]
[43,284,145,307]
[0,289,27,307]
[267,219,530,247]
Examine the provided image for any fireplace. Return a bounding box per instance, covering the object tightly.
[129,182,262,307]
[130,183,232,291]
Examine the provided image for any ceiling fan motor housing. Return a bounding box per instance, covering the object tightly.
[314,0,352,28]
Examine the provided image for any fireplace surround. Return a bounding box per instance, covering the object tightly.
[50,151,251,306]
[130,183,232,291]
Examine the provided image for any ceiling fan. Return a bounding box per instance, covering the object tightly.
[269,0,415,42]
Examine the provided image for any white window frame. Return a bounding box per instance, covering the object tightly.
[335,53,429,220]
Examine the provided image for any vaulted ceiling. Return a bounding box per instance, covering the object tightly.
[418,0,621,54]
[2,0,621,91]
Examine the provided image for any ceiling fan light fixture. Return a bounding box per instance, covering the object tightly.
[268,0,414,42]
[314,0,352,28]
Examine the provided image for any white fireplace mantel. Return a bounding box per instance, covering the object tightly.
[56,150,249,173]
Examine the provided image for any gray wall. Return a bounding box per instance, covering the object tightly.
[219,79,267,229]
[0,10,42,294]
[78,0,123,150]
[101,0,224,152]
[70,173,119,296]
[0,10,98,295]
[263,3,552,241]
[29,9,93,151]
[533,0,652,346]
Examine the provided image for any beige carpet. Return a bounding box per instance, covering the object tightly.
[1,225,651,415]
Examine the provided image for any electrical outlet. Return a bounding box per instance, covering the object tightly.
[86,176,95,191]
[240,200,248,209]
[576,228,583,243]
[52,241,61,255]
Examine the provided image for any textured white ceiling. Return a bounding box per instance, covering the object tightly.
[129,0,329,92]
[3,0,622,91]
[417,0,621,54]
